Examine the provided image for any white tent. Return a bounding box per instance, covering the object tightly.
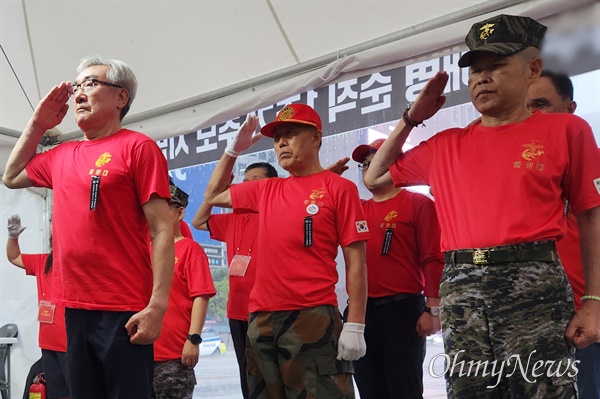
[1,0,599,397]
[2,1,595,145]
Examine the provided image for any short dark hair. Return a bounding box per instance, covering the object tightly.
[245,162,278,178]
[540,70,574,101]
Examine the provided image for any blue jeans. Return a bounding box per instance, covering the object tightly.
[576,342,600,399]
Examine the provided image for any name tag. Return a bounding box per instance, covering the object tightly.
[38,300,56,324]
[229,254,251,277]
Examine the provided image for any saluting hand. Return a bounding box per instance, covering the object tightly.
[7,214,26,239]
[224,114,262,158]
[407,72,449,123]
[31,82,71,133]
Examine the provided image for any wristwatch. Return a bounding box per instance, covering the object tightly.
[424,306,440,317]
[187,333,202,345]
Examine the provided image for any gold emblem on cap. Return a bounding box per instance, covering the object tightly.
[479,23,495,40]
[278,106,295,121]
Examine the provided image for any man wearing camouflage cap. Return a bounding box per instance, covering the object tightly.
[365,14,600,398]
[152,181,215,399]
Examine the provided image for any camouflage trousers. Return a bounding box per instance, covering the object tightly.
[246,305,355,399]
[439,258,578,399]
[152,359,196,399]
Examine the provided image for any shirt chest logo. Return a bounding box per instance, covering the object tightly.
[513,140,545,171]
[381,210,398,229]
[303,188,326,208]
[521,141,545,161]
[89,152,113,176]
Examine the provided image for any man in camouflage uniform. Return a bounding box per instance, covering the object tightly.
[365,14,600,399]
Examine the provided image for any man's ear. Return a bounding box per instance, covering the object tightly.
[117,88,129,110]
[314,129,323,148]
[528,58,543,84]
[567,101,577,114]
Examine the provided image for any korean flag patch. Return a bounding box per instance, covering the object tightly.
[594,178,600,195]
[356,220,369,233]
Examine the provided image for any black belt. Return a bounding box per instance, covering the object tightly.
[444,241,556,265]
[367,293,421,307]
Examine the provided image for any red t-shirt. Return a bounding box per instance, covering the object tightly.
[208,213,258,321]
[26,129,170,311]
[557,210,584,310]
[230,170,370,312]
[21,254,67,352]
[362,190,444,298]
[180,220,193,239]
[154,238,216,361]
[390,111,600,250]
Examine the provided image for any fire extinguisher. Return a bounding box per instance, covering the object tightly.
[29,373,46,399]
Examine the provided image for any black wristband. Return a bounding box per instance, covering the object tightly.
[403,107,425,128]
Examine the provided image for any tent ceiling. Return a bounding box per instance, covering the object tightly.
[0,0,596,143]
[2,0,498,138]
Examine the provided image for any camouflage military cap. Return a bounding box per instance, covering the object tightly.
[458,14,547,68]
[169,182,189,208]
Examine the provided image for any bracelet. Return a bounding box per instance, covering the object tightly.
[581,295,600,302]
[403,107,425,128]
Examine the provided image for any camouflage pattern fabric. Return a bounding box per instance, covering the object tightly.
[458,14,547,67]
[439,259,577,399]
[246,305,355,399]
[152,359,196,399]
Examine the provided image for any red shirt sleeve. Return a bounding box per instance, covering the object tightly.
[230,179,269,213]
[25,145,63,188]
[207,214,233,242]
[180,220,193,239]
[335,180,371,247]
[389,141,433,187]
[183,242,216,298]
[131,139,170,205]
[563,119,600,215]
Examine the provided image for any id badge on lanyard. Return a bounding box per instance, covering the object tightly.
[38,300,56,324]
[229,254,251,277]
[381,228,393,255]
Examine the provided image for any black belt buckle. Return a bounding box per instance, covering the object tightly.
[472,249,489,265]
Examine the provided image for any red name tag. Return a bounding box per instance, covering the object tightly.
[229,255,251,277]
[38,300,56,324]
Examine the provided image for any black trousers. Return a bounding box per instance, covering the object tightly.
[229,318,249,399]
[65,308,154,399]
[353,295,426,399]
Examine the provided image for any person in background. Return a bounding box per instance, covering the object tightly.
[527,70,599,399]
[6,214,70,399]
[2,55,174,398]
[152,183,216,399]
[204,108,369,398]
[365,14,600,398]
[351,139,443,399]
[192,162,277,399]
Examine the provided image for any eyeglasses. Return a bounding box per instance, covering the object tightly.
[358,161,371,171]
[71,78,123,95]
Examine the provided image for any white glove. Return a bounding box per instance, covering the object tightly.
[337,322,366,361]
[224,114,262,158]
[7,214,26,239]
